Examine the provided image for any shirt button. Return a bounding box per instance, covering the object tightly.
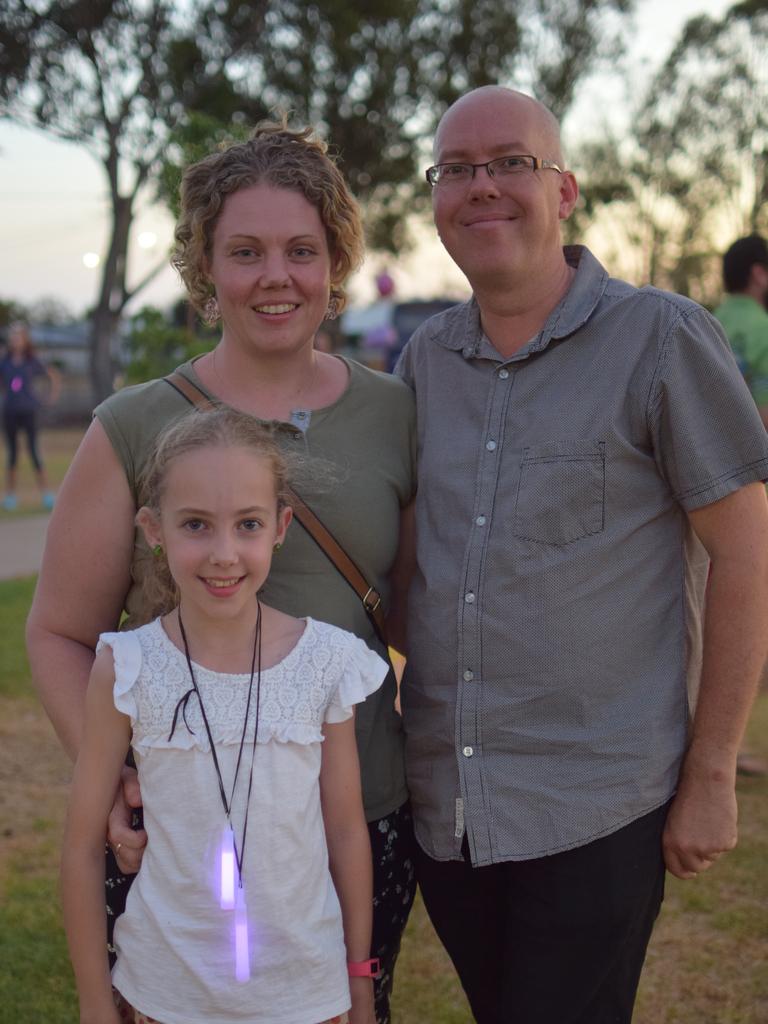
[498,368,510,380]
[293,432,302,440]
[463,669,474,682]
[486,439,497,452]
[463,746,474,757]
[475,515,486,526]
[464,592,475,604]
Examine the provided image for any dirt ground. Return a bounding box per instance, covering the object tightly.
[0,696,70,879]
[4,427,85,509]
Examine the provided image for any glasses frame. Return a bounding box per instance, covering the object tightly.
[425,154,562,188]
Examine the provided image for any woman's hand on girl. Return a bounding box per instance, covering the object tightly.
[106,765,147,875]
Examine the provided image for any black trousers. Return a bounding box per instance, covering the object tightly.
[3,407,42,470]
[415,801,669,1024]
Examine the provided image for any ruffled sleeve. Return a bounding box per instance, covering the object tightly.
[96,631,143,723]
[324,635,389,724]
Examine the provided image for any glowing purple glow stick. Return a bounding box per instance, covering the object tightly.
[234,885,250,983]
[220,826,236,910]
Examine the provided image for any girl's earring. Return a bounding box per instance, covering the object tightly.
[324,296,339,321]
[273,542,282,553]
[203,295,221,326]
[152,544,164,557]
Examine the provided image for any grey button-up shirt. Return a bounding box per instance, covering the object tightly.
[396,246,768,867]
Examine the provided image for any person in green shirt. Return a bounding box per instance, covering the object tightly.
[714,234,768,429]
[714,234,768,778]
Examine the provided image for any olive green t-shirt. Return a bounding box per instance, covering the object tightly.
[95,357,416,821]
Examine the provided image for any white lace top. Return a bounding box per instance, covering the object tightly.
[98,616,388,1024]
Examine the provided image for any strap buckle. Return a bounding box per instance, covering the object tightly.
[363,587,381,614]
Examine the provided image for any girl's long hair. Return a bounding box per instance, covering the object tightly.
[136,407,291,622]
[8,321,36,359]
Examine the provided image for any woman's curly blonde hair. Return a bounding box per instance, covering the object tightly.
[171,120,364,317]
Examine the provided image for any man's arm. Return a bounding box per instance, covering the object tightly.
[663,481,768,879]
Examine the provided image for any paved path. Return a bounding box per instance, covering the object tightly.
[0,514,49,580]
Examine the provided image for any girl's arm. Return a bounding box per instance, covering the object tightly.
[61,646,133,1024]
[320,716,376,1024]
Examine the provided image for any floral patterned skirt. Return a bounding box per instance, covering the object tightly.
[114,990,348,1023]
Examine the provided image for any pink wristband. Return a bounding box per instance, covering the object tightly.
[347,958,380,978]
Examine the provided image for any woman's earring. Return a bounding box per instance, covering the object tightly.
[273,542,282,553]
[203,296,221,326]
[324,296,339,321]
[152,544,164,557]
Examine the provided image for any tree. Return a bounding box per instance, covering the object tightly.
[246,0,636,250]
[0,0,269,404]
[124,305,211,385]
[571,0,768,304]
[1,0,635,401]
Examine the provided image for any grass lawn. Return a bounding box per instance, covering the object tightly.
[1,574,767,1022]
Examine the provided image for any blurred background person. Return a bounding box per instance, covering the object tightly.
[714,235,768,777]
[0,320,61,510]
[714,235,768,429]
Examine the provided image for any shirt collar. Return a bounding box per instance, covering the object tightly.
[428,245,610,360]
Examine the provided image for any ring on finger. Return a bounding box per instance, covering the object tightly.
[115,842,123,856]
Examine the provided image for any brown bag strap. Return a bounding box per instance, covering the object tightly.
[164,371,387,645]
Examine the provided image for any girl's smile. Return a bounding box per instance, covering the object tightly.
[200,575,247,597]
[140,443,292,626]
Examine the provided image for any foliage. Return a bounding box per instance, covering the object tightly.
[0,297,28,328]
[0,1,268,404]
[572,0,768,303]
[124,306,212,385]
[162,0,636,253]
[0,0,635,399]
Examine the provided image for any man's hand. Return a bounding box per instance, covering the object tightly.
[106,766,146,875]
[662,756,737,879]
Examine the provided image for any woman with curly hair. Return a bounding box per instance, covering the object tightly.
[28,122,416,1024]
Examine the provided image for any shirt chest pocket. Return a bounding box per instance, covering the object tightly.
[513,440,605,545]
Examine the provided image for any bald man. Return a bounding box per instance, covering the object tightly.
[395,87,768,1023]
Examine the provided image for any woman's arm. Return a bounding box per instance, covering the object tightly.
[43,362,63,406]
[386,499,415,658]
[61,646,132,1024]
[26,418,146,871]
[320,716,376,1024]
[26,419,135,759]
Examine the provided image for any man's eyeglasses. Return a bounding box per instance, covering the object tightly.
[425,154,562,188]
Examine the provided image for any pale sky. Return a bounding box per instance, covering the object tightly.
[0,0,733,317]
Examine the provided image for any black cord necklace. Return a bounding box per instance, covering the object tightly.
[174,601,263,893]
[171,602,262,981]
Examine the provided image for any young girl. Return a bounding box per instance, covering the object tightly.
[61,408,385,1024]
